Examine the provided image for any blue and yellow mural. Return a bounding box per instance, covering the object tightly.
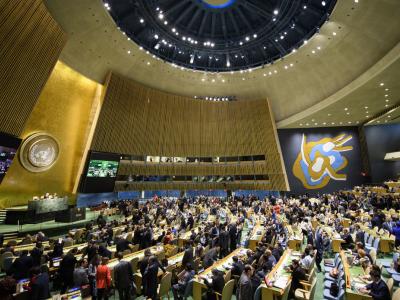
[292,134,353,189]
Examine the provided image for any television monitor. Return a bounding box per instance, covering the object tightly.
[87,160,119,177]
[0,132,21,184]
[80,151,121,193]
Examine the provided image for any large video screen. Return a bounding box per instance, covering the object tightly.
[80,151,121,193]
[0,133,21,184]
[87,160,119,177]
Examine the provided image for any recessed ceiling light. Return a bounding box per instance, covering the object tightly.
[322,1,326,6]
[127,50,131,54]
[331,122,335,125]
[385,104,389,107]
[201,78,205,82]
[344,108,348,111]
[379,83,384,86]
[328,113,331,116]
[140,19,144,23]
[385,88,389,91]
[385,94,388,97]
[354,0,359,3]
[364,106,368,109]
[386,99,389,102]
[346,112,350,115]
[332,32,337,36]
[273,9,279,15]
[299,123,303,126]
[366,115,369,118]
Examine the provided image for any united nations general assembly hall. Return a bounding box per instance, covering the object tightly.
[0,0,399,299]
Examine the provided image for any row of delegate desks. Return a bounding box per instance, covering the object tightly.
[260,249,301,300]
[340,251,372,300]
[192,247,248,300]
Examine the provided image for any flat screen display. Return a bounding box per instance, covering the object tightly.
[87,160,119,177]
[0,132,21,184]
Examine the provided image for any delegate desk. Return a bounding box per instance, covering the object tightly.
[260,249,301,300]
[192,248,247,300]
[286,225,303,250]
[340,251,372,300]
[249,224,266,251]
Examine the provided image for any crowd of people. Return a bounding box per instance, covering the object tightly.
[0,182,398,299]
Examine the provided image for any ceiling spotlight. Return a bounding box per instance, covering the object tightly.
[140,19,144,23]
[379,82,384,86]
[322,1,326,6]
[164,21,168,25]
[344,108,348,111]
[154,34,159,39]
[253,34,257,38]
[158,13,164,19]
[245,36,250,41]
[332,32,337,36]
[273,9,279,15]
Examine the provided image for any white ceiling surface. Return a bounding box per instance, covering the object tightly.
[45,0,400,127]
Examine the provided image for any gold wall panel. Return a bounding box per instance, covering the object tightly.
[0,62,100,208]
[0,0,66,136]
[92,73,288,191]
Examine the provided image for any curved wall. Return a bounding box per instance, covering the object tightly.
[91,73,288,191]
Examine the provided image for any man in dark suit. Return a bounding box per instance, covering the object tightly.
[354,224,365,246]
[288,259,307,299]
[219,226,230,258]
[202,269,225,300]
[143,256,162,300]
[231,256,244,277]
[360,267,390,300]
[229,223,238,252]
[187,213,194,229]
[59,248,78,293]
[182,241,194,269]
[237,265,253,300]
[10,250,33,280]
[30,242,43,267]
[114,252,134,300]
[203,246,220,269]
[30,266,50,300]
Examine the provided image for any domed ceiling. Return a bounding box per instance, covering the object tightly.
[105,0,336,71]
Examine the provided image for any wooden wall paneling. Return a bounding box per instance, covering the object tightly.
[0,0,66,136]
[92,73,288,190]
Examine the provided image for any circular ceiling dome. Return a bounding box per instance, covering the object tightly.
[105,0,337,72]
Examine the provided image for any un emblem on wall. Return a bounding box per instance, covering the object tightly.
[20,133,59,172]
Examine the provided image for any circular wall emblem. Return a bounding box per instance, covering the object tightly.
[20,133,59,172]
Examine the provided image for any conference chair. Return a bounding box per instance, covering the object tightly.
[223,269,231,283]
[214,279,235,300]
[126,232,133,242]
[130,256,139,273]
[130,244,139,252]
[157,271,172,300]
[393,288,400,300]
[387,278,394,298]
[294,277,317,300]
[369,248,377,265]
